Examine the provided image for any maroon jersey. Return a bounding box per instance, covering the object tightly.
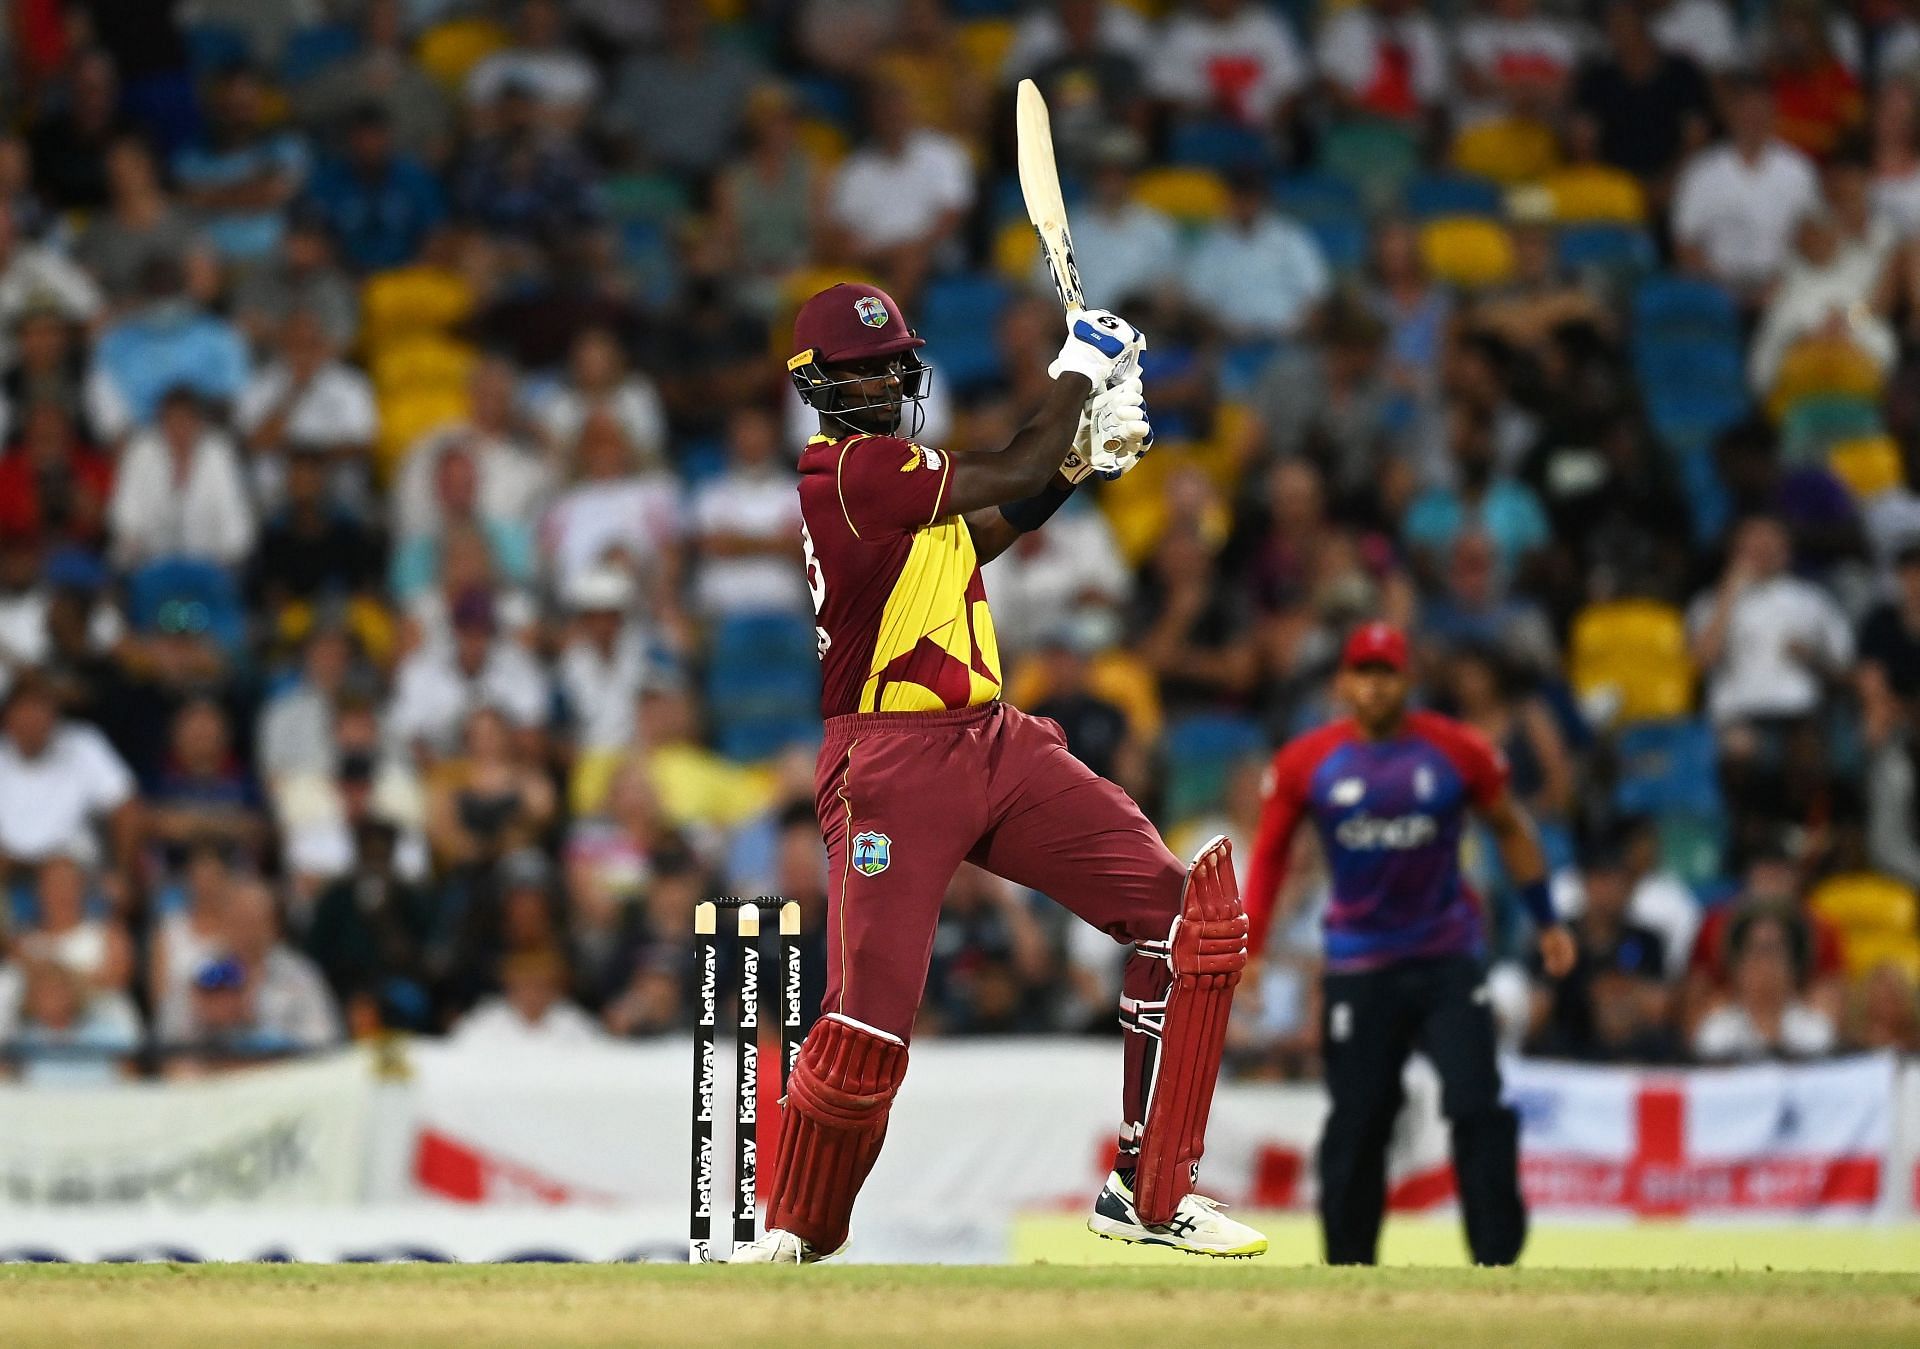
[797,431,1003,718]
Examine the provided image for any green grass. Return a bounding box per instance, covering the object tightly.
[1,1263,1917,1348]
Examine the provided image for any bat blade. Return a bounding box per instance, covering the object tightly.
[1015,78,1084,312]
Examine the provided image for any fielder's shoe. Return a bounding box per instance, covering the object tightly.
[1087,1170,1268,1258]
[725,1228,837,1264]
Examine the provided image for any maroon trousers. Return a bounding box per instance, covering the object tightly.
[812,701,1184,1164]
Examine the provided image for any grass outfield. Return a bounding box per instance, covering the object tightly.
[2,1264,1919,1348]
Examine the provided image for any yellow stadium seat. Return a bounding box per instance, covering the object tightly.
[1828,435,1904,499]
[959,19,1018,81]
[376,387,469,481]
[369,333,478,397]
[417,18,512,92]
[1450,117,1560,185]
[361,267,477,348]
[794,117,848,167]
[1542,165,1647,224]
[1569,599,1695,723]
[1132,167,1231,226]
[1008,649,1164,742]
[994,216,1040,282]
[1767,338,1888,421]
[1418,216,1516,289]
[1810,874,1920,936]
[1839,929,1920,980]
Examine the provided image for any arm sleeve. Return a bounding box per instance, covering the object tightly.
[1242,748,1309,956]
[835,435,953,538]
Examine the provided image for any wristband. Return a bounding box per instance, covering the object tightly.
[1518,879,1556,928]
[1000,479,1076,533]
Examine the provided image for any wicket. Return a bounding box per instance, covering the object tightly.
[689,896,803,1263]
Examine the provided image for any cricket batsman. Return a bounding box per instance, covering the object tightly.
[729,282,1265,1262]
[1241,622,1576,1266]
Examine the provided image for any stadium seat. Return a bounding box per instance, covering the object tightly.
[376,386,469,480]
[1613,718,1721,818]
[1569,599,1695,725]
[183,24,251,75]
[1541,165,1646,223]
[361,267,477,348]
[1673,445,1733,544]
[128,558,248,659]
[1767,340,1887,422]
[1161,714,1267,821]
[1449,117,1558,185]
[1305,217,1369,275]
[1168,121,1273,172]
[1417,217,1516,289]
[1809,874,1920,935]
[1644,385,1748,454]
[1318,120,1419,208]
[368,333,477,397]
[1557,224,1656,279]
[1655,811,1728,897]
[1273,171,1363,224]
[1632,276,1740,343]
[706,613,822,762]
[917,273,1012,394]
[993,216,1040,282]
[417,18,512,92]
[1838,929,1920,979]
[1634,338,1744,397]
[1778,393,1884,463]
[1131,166,1231,226]
[602,173,692,227]
[793,75,857,131]
[1829,435,1905,499]
[280,23,359,84]
[957,19,1018,80]
[1403,173,1503,220]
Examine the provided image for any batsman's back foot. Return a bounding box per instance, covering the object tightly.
[1087,1171,1268,1259]
[724,1228,838,1264]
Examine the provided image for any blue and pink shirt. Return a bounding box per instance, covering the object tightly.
[1242,711,1507,972]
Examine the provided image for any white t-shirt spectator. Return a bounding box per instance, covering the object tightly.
[1184,211,1331,339]
[386,641,551,756]
[108,427,256,569]
[1453,14,1583,127]
[1034,200,1180,311]
[1002,1,1153,79]
[531,380,668,463]
[1693,1001,1836,1061]
[830,130,974,254]
[1749,227,1900,394]
[1671,141,1821,290]
[0,722,135,866]
[393,428,553,544]
[0,244,103,361]
[1317,7,1450,116]
[560,629,649,752]
[236,360,378,450]
[1687,574,1855,724]
[983,507,1132,658]
[541,474,684,596]
[450,994,606,1048]
[1148,3,1308,124]
[464,48,599,112]
[1650,0,1741,72]
[692,470,807,617]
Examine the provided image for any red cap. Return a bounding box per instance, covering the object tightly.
[791,282,925,367]
[1340,621,1408,672]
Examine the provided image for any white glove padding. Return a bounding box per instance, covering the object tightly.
[1061,374,1153,483]
[1048,308,1146,389]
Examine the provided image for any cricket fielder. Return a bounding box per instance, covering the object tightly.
[1241,622,1576,1266]
[729,282,1264,1262]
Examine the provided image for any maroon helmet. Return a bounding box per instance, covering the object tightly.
[788,282,931,436]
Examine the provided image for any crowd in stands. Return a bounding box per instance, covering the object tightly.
[1,0,1920,1083]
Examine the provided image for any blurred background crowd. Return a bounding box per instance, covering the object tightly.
[2,0,1920,1084]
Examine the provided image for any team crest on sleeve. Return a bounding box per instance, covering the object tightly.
[852,831,892,876]
[854,296,888,328]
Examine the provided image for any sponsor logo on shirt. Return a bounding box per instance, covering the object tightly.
[1329,777,1366,807]
[1334,812,1439,851]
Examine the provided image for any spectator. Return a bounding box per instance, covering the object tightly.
[1688,515,1854,732]
[1029,613,1145,794]
[1452,0,1581,134]
[0,202,102,356]
[16,853,135,1000]
[294,0,454,168]
[1183,169,1330,341]
[4,959,139,1085]
[1692,908,1838,1061]
[392,444,537,604]
[451,78,602,249]
[388,593,550,761]
[1363,219,1453,432]
[1316,0,1449,126]
[465,0,599,131]
[27,49,131,212]
[530,326,667,469]
[1845,961,1920,1053]
[257,626,357,785]
[1869,80,1920,239]
[107,385,255,569]
[982,496,1131,663]
[0,301,116,449]
[171,64,310,265]
[148,839,230,1007]
[1027,131,1178,312]
[249,449,387,627]
[73,136,205,304]
[558,566,649,755]
[1402,404,1550,583]
[712,84,829,315]
[230,211,359,352]
[690,406,805,620]
[449,947,604,1047]
[236,308,378,508]
[1763,0,1864,162]
[0,401,114,549]
[1647,0,1741,75]
[922,866,1054,1035]
[1004,0,1150,175]
[1573,0,1713,187]
[1527,847,1674,1062]
[425,705,556,873]
[303,817,440,1035]
[1131,505,1258,719]
[1417,531,1558,673]
[1556,816,1703,980]
[827,74,974,301]
[89,257,249,436]
[304,104,446,273]
[393,358,550,545]
[1684,843,1846,1033]
[0,670,139,879]
[146,697,268,860]
[604,0,767,179]
[1440,644,1574,826]
[1671,77,1822,297]
[1148,0,1307,131]
[539,409,684,608]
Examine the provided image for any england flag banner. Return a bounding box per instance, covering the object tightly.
[1505,1054,1898,1217]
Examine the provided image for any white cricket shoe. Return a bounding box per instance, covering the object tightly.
[724,1228,836,1264]
[1087,1171,1268,1258]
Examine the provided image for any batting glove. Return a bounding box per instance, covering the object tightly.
[1049,308,1146,389]
[1087,372,1153,478]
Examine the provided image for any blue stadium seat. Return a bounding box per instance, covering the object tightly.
[1634,339,1744,398]
[793,75,856,130]
[1632,275,1740,342]
[1168,121,1273,172]
[1614,719,1722,818]
[183,24,251,74]
[281,23,359,84]
[1403,173,1503,219]
[706,613,821,762]
[918,274,1012,394]
[128,557,248,659]
[1221,340,1279,398]
[1557,224,1656,277]
[1273,171,1363,223]
[1644,384,1748,449]
[1675,446,1733,544]
[1161,714,1267,821]
[1305,217,1369,274]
